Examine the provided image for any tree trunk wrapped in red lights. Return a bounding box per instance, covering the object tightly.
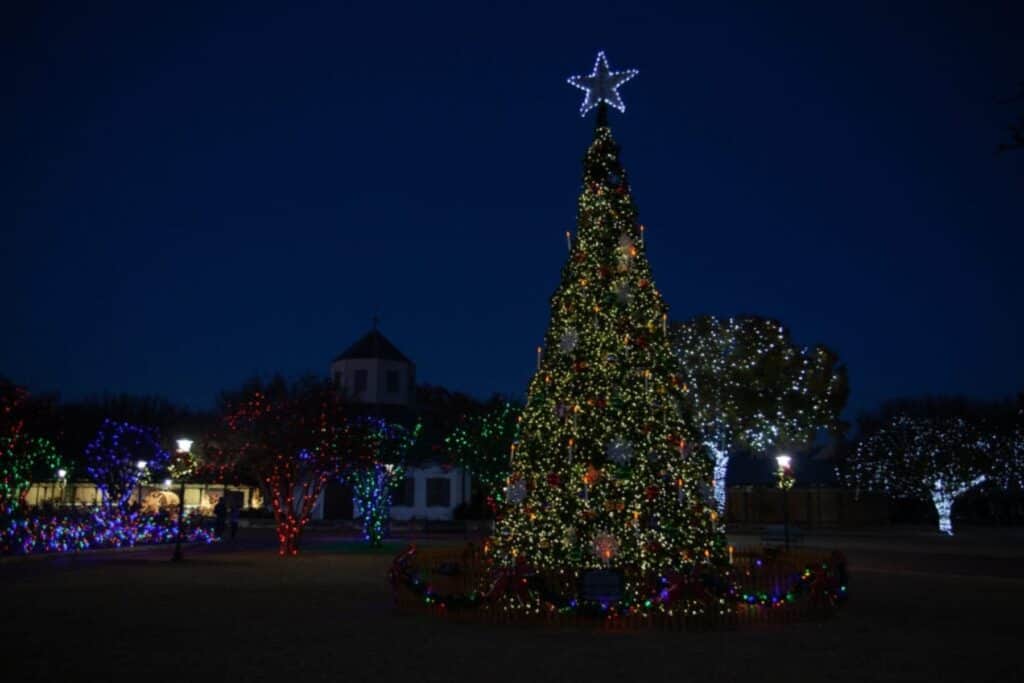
[205,375,367,556]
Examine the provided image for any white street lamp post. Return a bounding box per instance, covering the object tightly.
[172,439,192,562]
[775,455,794,552]
[136,460,148,508]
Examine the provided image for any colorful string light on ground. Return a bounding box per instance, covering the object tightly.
[0,507,217,556]
[388,543,848,624]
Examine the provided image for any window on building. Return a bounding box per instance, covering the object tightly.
[426,477,450,507]
[333,371,342,386]
[386,370,400,394]
[392,477,415,507]
[354,369,368,394]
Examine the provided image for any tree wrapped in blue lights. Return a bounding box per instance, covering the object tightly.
[349,418,420,547]
[84,419,169,512]
[671,316,848,514]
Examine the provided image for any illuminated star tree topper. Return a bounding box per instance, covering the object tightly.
[567,50,639,117]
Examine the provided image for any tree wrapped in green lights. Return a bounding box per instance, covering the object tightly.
[489,104,729,605]
[446,402,521,508]
[671,315,848,514]
[1,378,63,510]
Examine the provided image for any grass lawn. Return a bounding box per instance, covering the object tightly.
[2,527,1022,682]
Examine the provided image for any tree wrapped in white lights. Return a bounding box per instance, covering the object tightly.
[671,315,848,514]
[839,415,991,535]
[993,409,1024,494]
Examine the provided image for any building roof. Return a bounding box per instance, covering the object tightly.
[333,329,412,364]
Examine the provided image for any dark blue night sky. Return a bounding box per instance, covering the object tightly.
[5,1,1022,417]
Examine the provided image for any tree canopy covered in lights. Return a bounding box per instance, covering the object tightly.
[1,378,63,508]
[445,402,521,506]
[837,414,992,535]
[84,419,168,511]
[670,315,848,512]
[995,416,1024,491]
[489,106,729,604]
[207,375,363,556]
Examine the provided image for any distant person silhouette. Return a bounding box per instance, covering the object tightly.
[229,501,240,540]
[213,495,227,538]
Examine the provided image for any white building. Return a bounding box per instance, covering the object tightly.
[318,327,470,522]
[389,463,472,522]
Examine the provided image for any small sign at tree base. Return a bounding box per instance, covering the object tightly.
[580,569,624,603]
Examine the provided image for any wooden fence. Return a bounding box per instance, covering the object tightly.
[726,486,890,527]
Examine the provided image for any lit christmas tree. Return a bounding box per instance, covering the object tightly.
[490,53,729,604]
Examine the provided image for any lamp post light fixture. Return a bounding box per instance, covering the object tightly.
[775,454,795,552]
[172,439,192,562]
[135,460,148,507]
[57,468,68,505]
